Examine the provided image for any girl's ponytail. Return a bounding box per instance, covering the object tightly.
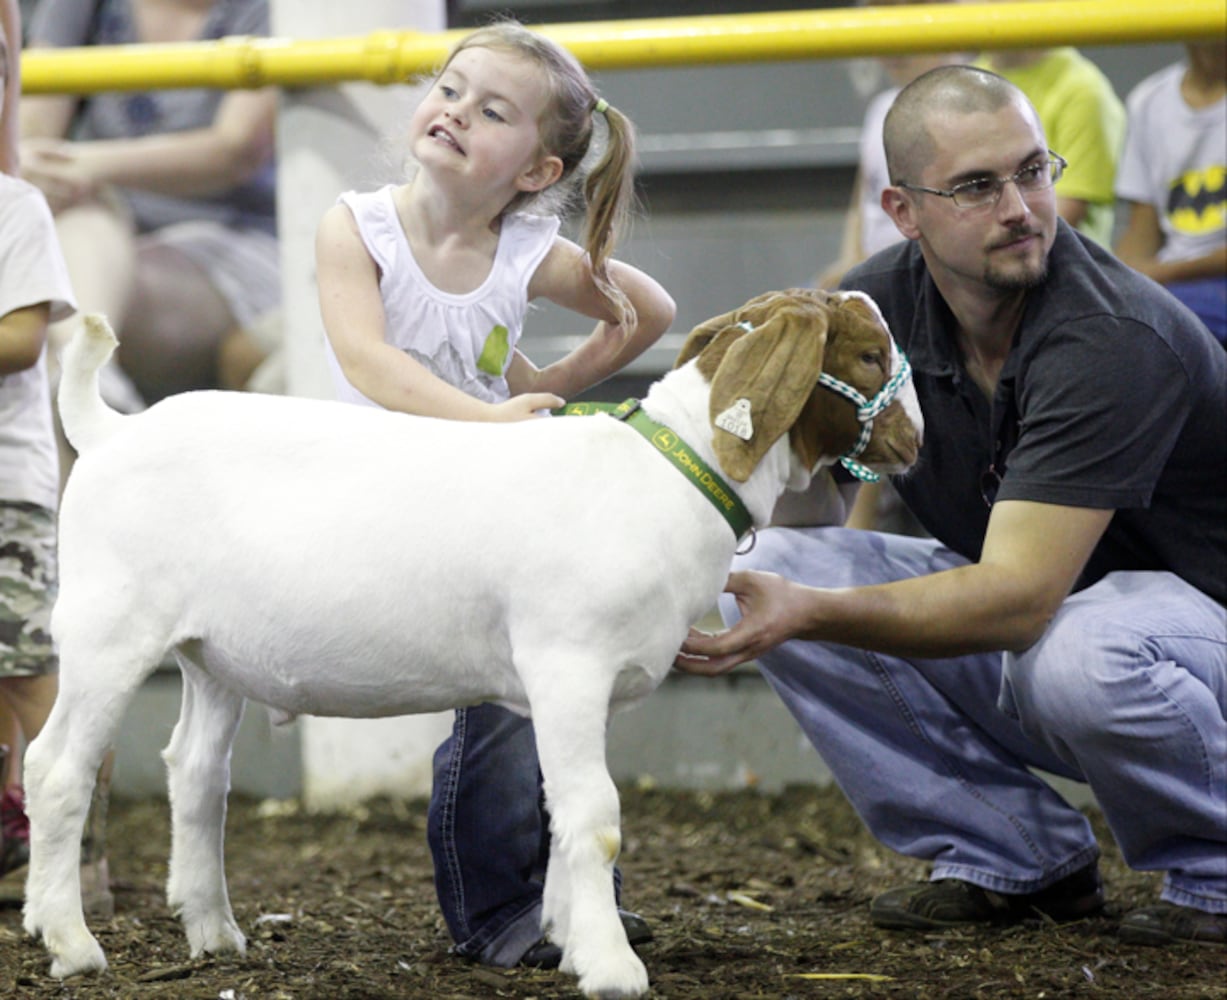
[581,101,637,334]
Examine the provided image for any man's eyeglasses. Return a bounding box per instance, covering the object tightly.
[899,153,1068,210]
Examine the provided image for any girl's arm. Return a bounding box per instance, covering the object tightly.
[316,204,560,422]
[0,302,51,375]
[516,236,675,399]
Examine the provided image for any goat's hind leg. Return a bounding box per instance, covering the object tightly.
[23,643,144,977]
[528,661,648,999]
[164,653,247,960]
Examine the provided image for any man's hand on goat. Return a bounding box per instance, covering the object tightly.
[674,570,818,676]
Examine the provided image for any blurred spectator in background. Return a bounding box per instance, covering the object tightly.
[19,0,281,410]
[812,0,970,537]
[816,0,971,292]
[974,15,1125,245]
[1115,41,1226,347]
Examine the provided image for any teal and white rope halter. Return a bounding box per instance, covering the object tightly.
[816,352,914,483]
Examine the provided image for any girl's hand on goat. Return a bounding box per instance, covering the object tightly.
[674,570,818,676]
[493,393,565,422]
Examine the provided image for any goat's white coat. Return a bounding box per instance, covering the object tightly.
[24,299,920,999]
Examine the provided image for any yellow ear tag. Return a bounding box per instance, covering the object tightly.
[715,397,754,441]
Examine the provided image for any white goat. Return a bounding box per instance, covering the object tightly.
[23,289,921,999]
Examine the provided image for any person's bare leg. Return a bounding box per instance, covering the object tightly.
[46,200,138,354]
[0,702,19,786]
[217,325,269,390]
[118,244,235,402]
[45,200,140,490]
[0,675,114,912]
[0,675,56,878]
[79,748,115,919]
[0,673,57,753]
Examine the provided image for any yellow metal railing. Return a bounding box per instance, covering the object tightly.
[21,1,1225,95]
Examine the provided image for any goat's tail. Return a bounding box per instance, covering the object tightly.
[57,313,127,454]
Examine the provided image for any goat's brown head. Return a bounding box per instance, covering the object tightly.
[674,288,923,483]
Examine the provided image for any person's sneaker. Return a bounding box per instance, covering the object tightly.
[1119,903,1226,947]
[871,863,1105,930]
[520,910,654,969]
[0,784,30,878]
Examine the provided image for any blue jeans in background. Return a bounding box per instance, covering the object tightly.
[723,526,1227,912]
[1168,277,1227,347]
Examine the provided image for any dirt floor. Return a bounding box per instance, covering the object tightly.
[2,783,1223,999]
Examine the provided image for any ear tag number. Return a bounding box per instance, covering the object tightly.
[715,398,754,441]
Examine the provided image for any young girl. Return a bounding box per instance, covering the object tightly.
[315,21,675,968]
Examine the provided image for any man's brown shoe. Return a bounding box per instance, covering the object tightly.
[1119,903,1226,947]
[871,863,1104,930]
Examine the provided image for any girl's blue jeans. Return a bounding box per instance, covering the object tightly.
[426,703,626,966]
[427,703,549,966]
[723,526,1227,912]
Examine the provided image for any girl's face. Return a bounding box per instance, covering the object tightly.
[410,46,562,200]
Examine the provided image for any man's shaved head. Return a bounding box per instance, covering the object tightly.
[883,65,1036,185]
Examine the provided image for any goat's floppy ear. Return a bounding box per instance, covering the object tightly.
[675,290,809,371]
[674,306,746,370]
[707,304,830,483]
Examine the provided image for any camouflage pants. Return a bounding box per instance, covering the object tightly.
[0,501,58,679]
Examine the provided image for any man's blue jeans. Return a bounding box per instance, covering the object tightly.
[724,526,1227,912]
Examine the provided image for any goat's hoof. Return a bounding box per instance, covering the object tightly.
[186,915,247,958]
[574,947,649,999]
[47,934,108,979]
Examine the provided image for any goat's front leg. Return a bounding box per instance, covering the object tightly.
[163,656,247,960]
[527,664,648,999]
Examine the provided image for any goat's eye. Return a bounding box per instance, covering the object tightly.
[861,351,884,368]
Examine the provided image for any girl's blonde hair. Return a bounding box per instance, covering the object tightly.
[442,21,638,331]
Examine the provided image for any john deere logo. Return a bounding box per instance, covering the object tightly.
[564,403,595,415]
[651,428,677,451]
